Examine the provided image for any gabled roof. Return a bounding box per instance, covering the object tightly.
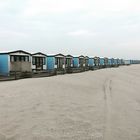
[65,54,73,58]
[79,55,85,58]
[85,56,89,59]
[55,53,65,57]
[0,50,31,55]
[94,56,100,59]
[32,52,47,56]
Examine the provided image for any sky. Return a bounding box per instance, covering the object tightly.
[0,0,140,59]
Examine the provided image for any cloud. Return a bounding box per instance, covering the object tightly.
[22,0,86,17]
[0,0,140,59]
[67,30,96,37]
[22,0,140,17]
[0,29,29,40]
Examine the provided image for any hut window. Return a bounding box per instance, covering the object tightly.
[43,57,46,65]
[21,56,25,61]
[25,56,29,62]
[10,56,14,62]
[10,55,29,62]
[32,57,35,65]
[62,58,64,64]
[16,56,20,61]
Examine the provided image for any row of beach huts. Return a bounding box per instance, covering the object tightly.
[0,50,140,80]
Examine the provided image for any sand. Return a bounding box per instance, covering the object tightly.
[0,65,140,140]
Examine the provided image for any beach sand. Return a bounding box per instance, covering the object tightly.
[0,65,140,140]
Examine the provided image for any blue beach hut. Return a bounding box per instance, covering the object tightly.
[73,57,79,68]
[47,53,65,74]
[114,59,119,67]
[108,59,112,67]
[88,57,94,70]
[111,58,115,67]
[100,58,105,68]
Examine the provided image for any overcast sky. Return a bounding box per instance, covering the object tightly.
[0,0,140,59]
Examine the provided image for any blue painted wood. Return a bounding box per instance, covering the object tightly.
[0,54,9,75]
[47,56,55,70]
[100,58,104,66]
[89,58,94,66]
[73,57,79,67]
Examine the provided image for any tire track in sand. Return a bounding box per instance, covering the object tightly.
[103,78,113,140]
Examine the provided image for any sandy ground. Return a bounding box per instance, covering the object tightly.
[0,65,140,140]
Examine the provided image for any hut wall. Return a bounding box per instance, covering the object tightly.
[47,56,55,70]
[108,59,112,66]
[0,54,9,75]
[100,58,104,66]
[10,61,32,72]
[89,58,94,66]
[73,58,79,67]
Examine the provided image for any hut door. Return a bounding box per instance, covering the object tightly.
[66,58,71,67]
[57,58,63,69]
[79,58,83,67]
[36,57,43,70]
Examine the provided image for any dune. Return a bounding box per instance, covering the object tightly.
[0,65,140,140]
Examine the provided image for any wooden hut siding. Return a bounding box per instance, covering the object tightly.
[47,56,55,70]
[100,58,105,66]
[111,58,115,66]
[0,54,9,75]
[73,57,79,67]
[89,58,94,66]
[108,59,112,66]
[114,59,119,66]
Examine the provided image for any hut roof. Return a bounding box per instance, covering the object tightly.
[0,50,31,55]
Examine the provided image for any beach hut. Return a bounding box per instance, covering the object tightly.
[0,50,32,76]
[32,52,47,72]
[110,58,115,67]
[73,56,85,72]
[99,58,105,68]
[88,57,94,70]
[108,59,112,67]
[73,57,79,68]
[94,56,100,69]
[119,59,124,65]
[114,59,119,67]
[79,55,85,68]
[65,55,73,73]
[47,54,65,74]
[104,57,109,68]
[85,56,89,70]
[124,60,131,65]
